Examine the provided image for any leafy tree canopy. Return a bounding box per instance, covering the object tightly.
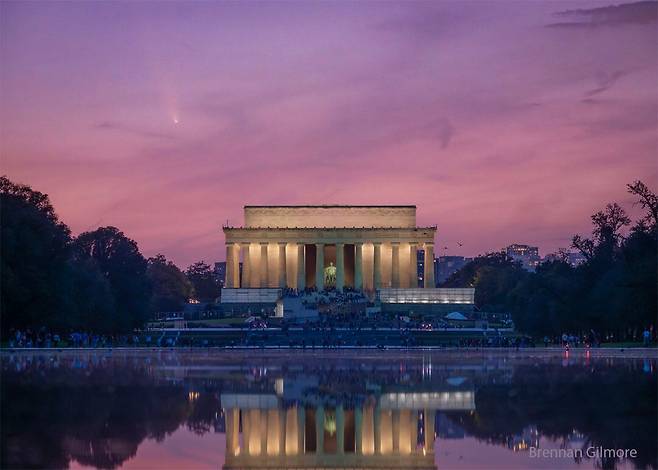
[185,261,219,302]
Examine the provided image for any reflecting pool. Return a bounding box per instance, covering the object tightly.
[1,350,656,469]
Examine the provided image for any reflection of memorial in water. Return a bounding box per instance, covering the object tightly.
[221,384,475,469]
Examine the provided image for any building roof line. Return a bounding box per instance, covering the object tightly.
[223,226,437,230]
[244,205,417,209]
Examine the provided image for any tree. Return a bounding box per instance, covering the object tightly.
[591,202,631,246]
[0,176,72,333]
[147,255,193,313]
[627,179,658,229]
[62,258,117,333]
[442,252,527,311]
[185,261,220,302]
[72,227,151,332]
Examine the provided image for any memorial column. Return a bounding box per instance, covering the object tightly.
[391,242,400,288]
[336,243,345,291]
[337,405,345,454]
[374,404,381,455]
[410,411,418,454]
[297,244,306,290]
[355,406,363,454]
[315,243,325,290]
[373,242,382,290]
[278,242,287,288]
[241,243,251,288]
[260,243,269,288]
[424,243,435,288]
[409,243,418,288]
[423,409,435,454]
[315,406,325,455]
[354,243,363,290]
[225,408,240,456]
[225,244,238,288]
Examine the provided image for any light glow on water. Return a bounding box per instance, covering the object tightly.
[1,350,655,470]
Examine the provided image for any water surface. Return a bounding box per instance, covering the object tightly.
[2,350,656,469]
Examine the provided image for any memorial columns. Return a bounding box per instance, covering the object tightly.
[285,407,298,455]
[258,409,268,455]
[298,407,305,454]
[424,243,435,288]
[242,408,251,455]
[423,409,435,454]
[362,406,374,455]
[374,404,381,455]
[336,243,345,291]
[260,243,269,288]
[409,243,418,288]
[225,244,239,288]
[279,408,286,456]
[410,411,418,454]
[241,243,251,288]
[336,405,345,454]
[398,409,411,455]
[354,243,363,290]
[297,244,306,290]
[278,243,287,288]
[315,243,325,290]
[373,242,382,290]
[225,244,234,288]
[392,409,400,453]
[355,406,363,454]
[315,406,325,455]
[225,408,240,456]
[391,242,400,288]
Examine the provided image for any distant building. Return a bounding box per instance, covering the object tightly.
[416,249,441,287]
[436,256,471,284]
[543,250,586,268]
[505,244,541,272]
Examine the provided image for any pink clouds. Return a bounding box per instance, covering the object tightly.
[1,1,656,267]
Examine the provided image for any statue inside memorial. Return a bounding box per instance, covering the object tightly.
[324,263,336,287]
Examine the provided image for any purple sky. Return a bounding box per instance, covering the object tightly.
[2,1,656,267]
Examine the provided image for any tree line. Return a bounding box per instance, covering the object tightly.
[2,176,656,338]
[442,180,657,339]
[1,176,220,335]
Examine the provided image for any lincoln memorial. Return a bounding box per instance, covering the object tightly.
[223,205,437,291]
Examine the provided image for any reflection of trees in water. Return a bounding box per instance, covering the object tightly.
[1,354,655,469]
[1,363,203,469]
[447,363,657,469]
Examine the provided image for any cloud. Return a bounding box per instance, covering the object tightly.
[585,69,628,97]
[547,1,657,28]
[95,121,176,140]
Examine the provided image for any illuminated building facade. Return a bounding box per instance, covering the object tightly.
[221,389,475,469]
[505,244,541,272]
[223,206,437,291]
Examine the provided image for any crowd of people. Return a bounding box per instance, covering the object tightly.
[5,324,654,350]
[7,328,167,349]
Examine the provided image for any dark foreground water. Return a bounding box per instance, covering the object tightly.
[1,349,656,470]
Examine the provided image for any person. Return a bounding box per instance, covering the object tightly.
[562,333,568,348]
[543,336,549,348]
[643,328,651,347]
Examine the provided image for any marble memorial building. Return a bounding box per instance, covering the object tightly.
[223,205,436,291]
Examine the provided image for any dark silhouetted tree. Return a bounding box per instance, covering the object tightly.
[147,254,193,313]
[185,261,219,302]
[0,176,72,332]
[72,227,151,332]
